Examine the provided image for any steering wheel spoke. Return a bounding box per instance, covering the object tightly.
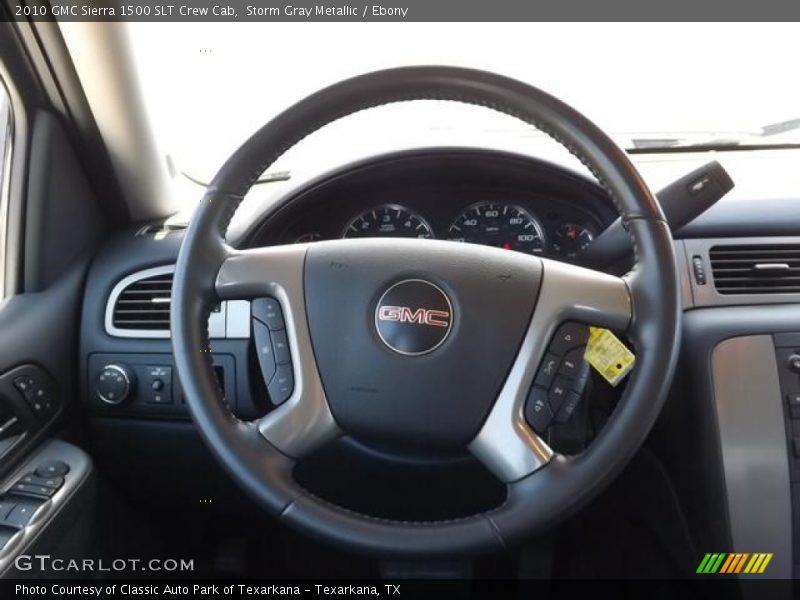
[217,245,340,458]
[470,258,632,482]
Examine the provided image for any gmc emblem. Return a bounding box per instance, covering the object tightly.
[377,306,451,328]
[374,279,453,356]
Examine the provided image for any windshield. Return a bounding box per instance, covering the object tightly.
[127,22,800,184]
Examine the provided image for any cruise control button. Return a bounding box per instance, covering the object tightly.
[548,376,571,413]
[253,321,277,384]
[549,323,589,355]
[524,386,553,434]
[534,353,561,388]
[555,391,583,424]
[268,364,294,405]
[35,460,69,478]
[271,329,291,365]
[252,298,285,330]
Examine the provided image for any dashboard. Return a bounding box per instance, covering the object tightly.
[245,148,618,265]
[75,144,800,566]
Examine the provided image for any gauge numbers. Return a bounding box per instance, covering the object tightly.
[343,204,434,239]
[447,202,546,255]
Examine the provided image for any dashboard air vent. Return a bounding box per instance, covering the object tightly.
[111,270,173,330]
[710,244,800,295]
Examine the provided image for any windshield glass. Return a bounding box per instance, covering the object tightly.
[127,22,800,183]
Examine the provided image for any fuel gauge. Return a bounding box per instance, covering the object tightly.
[552,223,594,259]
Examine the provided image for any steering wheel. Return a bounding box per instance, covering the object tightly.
[171,67,681,558]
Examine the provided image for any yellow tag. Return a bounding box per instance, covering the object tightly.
[583,327,636,387]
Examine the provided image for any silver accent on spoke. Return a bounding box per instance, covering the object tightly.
[216,245,340,458]
[469,258,632,482]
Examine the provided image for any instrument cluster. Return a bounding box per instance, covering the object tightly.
[290,200,596,261]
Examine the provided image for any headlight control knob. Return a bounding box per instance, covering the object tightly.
[95,364,135,405]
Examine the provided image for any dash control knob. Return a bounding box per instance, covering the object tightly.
[789,354,800,374]
[96,364,135,405]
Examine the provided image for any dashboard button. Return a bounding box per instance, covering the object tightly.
[268,364,294,405]
[524,386,553,434]
[534,353,560,388]
[549,322,589,355]
[35,460,69,478]
[252,298,285,330]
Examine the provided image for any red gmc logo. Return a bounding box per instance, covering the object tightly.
[377,306,451,328]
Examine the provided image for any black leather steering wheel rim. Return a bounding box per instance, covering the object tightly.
[171,66,681,558]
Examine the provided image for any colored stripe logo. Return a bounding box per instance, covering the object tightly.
[696,552,773,574]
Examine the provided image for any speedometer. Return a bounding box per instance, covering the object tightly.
[447,202,546,254]
[343,205,434,239]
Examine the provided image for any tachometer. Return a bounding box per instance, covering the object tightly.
[343,205,434,239]
[447,202,545,254]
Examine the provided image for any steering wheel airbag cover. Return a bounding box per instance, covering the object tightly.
[304,238,541,449]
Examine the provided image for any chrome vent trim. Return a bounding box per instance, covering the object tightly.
[104,265,250,339]
[710,243,800,295]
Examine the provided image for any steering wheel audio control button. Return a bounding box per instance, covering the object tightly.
[524,386,553,434]
[534,353,561,388]
[555,391,583,424]
[549,322,589,355]
[558,347,586,379]
[547,376,570,413]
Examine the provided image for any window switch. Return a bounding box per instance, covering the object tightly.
[0,498,17,521]
[17,473,63,490]
[4,498,44,528]
[11,483,56,498]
